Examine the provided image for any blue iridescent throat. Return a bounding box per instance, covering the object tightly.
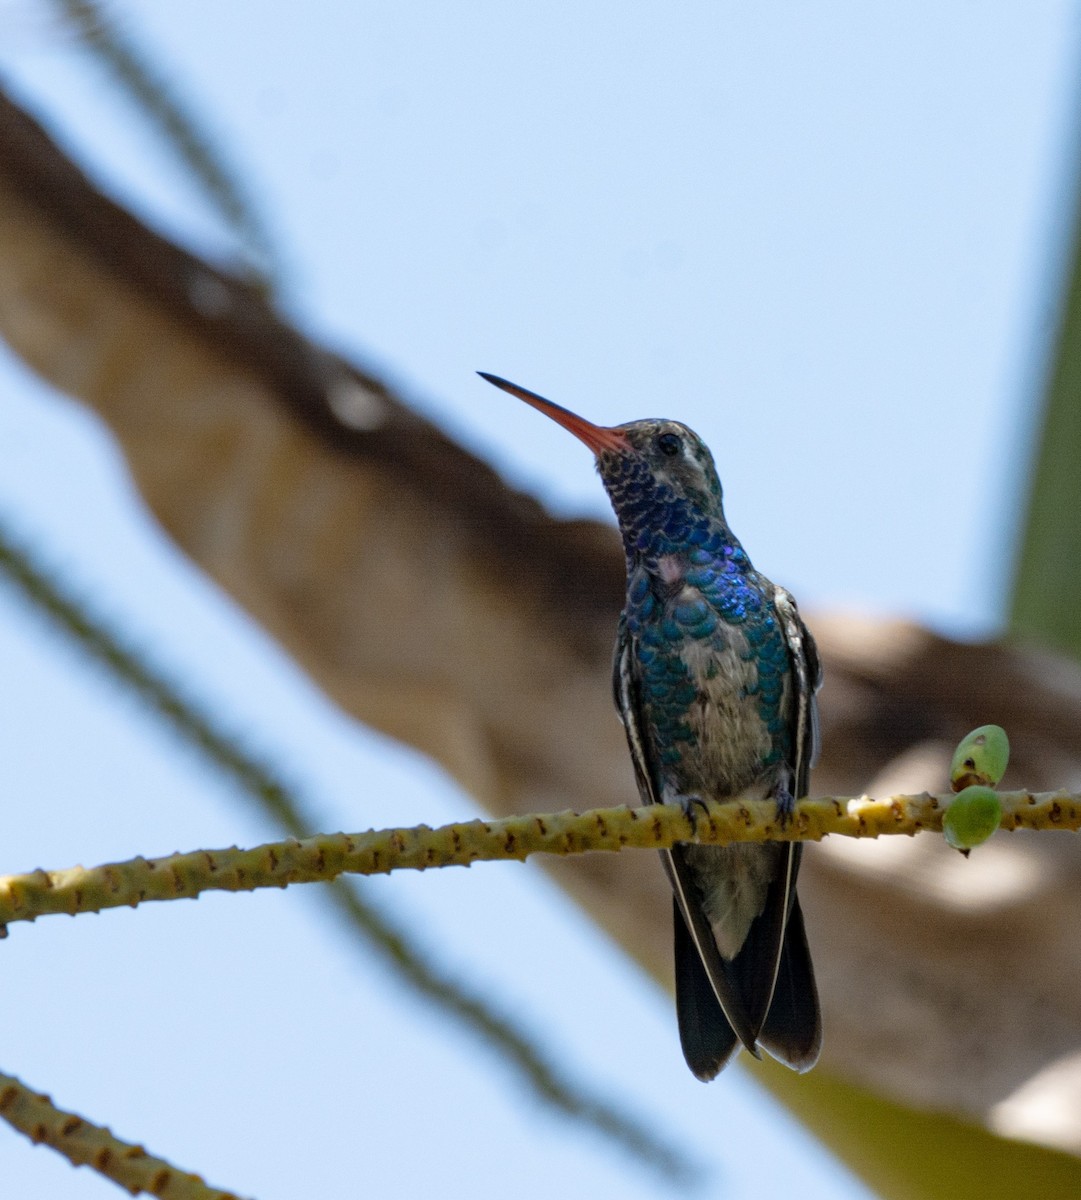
[601,449,745,574]
[602,449,791,771]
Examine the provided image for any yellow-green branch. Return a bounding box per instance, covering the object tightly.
[0,1071,247,1199]
[1,791,1077,930]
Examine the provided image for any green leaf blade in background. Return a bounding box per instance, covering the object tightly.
[1011,192,1081,655]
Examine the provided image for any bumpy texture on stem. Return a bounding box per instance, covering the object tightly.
[0,1071,247,1198]
[0,791,1076,930]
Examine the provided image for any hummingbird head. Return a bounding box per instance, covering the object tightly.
[607,418,724,512]
[478,372,725,522]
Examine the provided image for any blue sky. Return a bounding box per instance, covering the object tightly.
[0,2,1078,1196]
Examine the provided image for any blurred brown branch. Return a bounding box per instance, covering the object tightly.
[48,0,280,288]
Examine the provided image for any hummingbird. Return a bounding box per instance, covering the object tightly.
[479,371,822,1079]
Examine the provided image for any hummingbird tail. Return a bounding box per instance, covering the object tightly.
[756,896,822,1072]
[672,898,740,1081]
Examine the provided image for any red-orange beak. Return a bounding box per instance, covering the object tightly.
[478,372,630,456]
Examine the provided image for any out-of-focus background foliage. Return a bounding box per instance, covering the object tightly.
[3,4,1081,1198]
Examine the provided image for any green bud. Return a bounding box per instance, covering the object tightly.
[943,785,1002,852]
[950,724,1010,791]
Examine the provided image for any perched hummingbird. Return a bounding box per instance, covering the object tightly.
[479,371,822,1080]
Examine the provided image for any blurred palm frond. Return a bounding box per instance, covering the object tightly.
[47,0,281,290]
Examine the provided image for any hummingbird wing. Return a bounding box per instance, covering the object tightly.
[755,587,822,1072]
[773,586,822,797]
[612,616,759,1073]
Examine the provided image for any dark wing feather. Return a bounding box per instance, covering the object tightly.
[759,588,822,1069]
[756,888,822,1071]
[613,617,761,1059]
[774,586,821,798]
[705,841,793,1042]
[671,897,740,1080]
[612,615,661,807]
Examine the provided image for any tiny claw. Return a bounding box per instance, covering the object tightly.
[681,795,710,835]
[775,785,796,830]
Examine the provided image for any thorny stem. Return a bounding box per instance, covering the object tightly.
[0,790,1074,930]
[0,1071,248,1199]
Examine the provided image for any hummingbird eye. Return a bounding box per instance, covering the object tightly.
[656,432,682,458]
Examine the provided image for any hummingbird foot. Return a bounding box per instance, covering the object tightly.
[774,784,796,829]
[679,794,712,834]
